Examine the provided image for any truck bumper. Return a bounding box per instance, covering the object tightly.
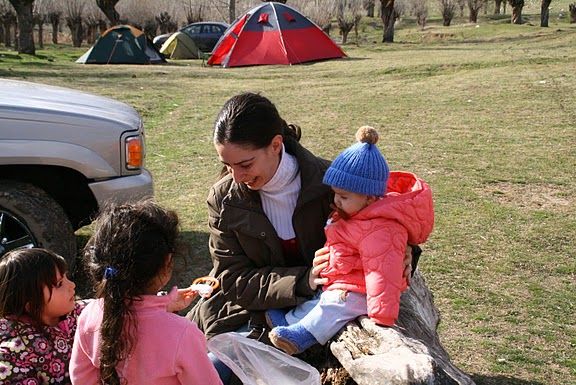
[89,169,154,205]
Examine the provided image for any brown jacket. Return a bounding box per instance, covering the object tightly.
[188,139,332,338]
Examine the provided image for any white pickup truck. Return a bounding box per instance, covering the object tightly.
[0,79,154,268]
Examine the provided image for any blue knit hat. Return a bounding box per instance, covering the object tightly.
[323,126,389,196]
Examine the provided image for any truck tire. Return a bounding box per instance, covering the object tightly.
[0,180,77,269]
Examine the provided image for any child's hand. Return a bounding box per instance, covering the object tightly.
[403,246,413,284]
[309,247,330,290]
[166,287,198,313]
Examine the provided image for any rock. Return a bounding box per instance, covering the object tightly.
[328,270,475,385]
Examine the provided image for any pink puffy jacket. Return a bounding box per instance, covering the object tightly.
[321,171,434,326]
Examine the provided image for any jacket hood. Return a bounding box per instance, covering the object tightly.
[353,171,434,244]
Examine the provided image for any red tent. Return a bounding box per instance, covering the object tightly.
[208,2,346,67]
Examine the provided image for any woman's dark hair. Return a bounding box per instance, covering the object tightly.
[0,248,68,327]
[213,92,301,148]
[83,200,179,385]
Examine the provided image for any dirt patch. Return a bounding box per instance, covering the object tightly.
[483,182,572,212]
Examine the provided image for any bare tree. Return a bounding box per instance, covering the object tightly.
[364,0,375,15]
[494,0,502,14]
[31,9,44,47]
[183,0,206,23]
[84,2,105,44]
[337,0,362,44]
[207,0,258,24]
[570,3,576,23]
[380,0,395,42]
[456,0,466,15]
[0,0,16,47]
[45,0,60,44]
[296,0,336,34]
[540,0,551,26]
[8,0,35,54]
[64,0,84,47]
[228,0,235,23]
[156,11,177,34]
[508,0,523,23]
[33,0,51,48]
[438,0,456,25]
[411,0,428,28]
[467,0,483,22]
[96,0,120,25]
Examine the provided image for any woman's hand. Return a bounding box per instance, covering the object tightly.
[308,247,330,290]
[166,287,198,313]
[403,245,413,284]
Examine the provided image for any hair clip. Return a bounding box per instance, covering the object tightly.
[104,266,118,279]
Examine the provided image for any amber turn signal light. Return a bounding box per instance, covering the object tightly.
[125,136,143,169]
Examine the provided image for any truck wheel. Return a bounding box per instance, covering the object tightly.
[0,181,76,269]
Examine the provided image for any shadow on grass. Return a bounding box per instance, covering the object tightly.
[71,230,211,299]
[0,68,156,79]
[471,374,544,385]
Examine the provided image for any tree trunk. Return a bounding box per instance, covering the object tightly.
[2,21,12,47]
[570,3,576,23]
[37,21,43,48]
[469,7,479,22]
[380,0,395,43]
[540,0,551,26]
[85,23,98,44]
[229,0,236,24]
[418,15,427,28]
[66,16,83,47]
[8,0,35,55]
[459,0,466,16]
[494,0,502,14]
[33,13,44,49]
[441,3,455,26]
[511,4,523,23]
[328,270,476,385]
[96,0,120,26]
[366,1,376,16]
[99,20,108,34]
[49,12,59,44]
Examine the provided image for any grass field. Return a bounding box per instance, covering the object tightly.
[1,12,575,385]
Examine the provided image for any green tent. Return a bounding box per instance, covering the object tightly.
[77,25,165,64]
[160,32,201,59]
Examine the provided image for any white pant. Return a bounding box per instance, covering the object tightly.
[284,290,367,344]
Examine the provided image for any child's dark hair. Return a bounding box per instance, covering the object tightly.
[0,248,68,326]
[83,200,179,385]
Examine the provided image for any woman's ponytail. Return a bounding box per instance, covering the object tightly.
[285,123,302,142]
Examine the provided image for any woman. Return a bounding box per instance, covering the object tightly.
[188,93,415,341]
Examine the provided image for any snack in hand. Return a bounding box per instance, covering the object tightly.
[190,276,219,297]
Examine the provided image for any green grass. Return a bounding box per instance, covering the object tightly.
[1,14,575,385]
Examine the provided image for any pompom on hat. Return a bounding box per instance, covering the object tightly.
[323,126,389,196]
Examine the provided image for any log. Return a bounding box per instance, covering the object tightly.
[328,270,475,385]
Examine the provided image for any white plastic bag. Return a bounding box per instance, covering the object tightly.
[207,332,321,385]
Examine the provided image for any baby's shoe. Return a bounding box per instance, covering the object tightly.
[269,324,318,355]
[265,309,288,328]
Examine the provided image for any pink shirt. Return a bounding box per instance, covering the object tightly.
[70,290,222,385]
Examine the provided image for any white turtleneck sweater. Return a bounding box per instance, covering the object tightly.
[259,144,301,240]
